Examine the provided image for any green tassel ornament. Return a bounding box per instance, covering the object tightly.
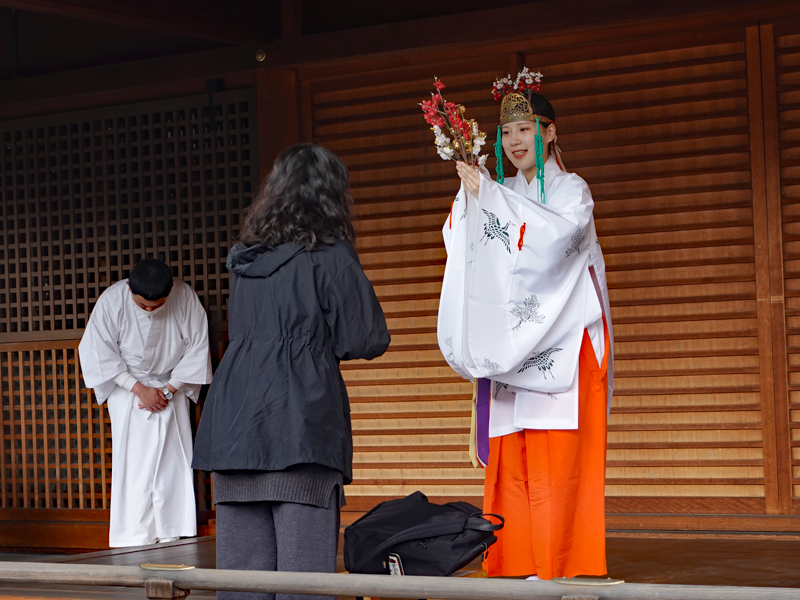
[534,116,546,204]
[494,125,504,185]
[495,121,546,202]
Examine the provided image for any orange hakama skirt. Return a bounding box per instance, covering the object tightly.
[482,324,609,580]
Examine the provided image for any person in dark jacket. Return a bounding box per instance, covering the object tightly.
[193,143,390,600]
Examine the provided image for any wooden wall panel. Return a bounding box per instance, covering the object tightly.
[548,31,770,509]
[536,32,774,510]
[302,25,784,514]
[772,23,800,513]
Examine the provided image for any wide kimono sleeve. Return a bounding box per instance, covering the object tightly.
[169,283,213,402]
[78,290,128,404]
[438,172,603,393]
[323,261,391,361]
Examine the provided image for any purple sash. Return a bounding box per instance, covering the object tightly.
[476,378,491,466]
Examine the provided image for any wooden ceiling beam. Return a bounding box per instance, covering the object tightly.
[258,0,800,70]
[1,0,799,121]
[0,45,259,120]
[0,0,273,45]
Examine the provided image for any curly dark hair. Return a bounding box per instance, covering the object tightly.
[239,143,356,249]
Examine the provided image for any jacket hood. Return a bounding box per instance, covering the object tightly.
[227,242,305,278]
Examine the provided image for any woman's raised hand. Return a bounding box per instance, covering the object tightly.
[456,161,481,199]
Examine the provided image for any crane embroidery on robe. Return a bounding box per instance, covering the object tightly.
[565,227,585,257]
[481,209,511,254]
[483,359,503,377]
[495,380,541,395]
[518,347,563,379]
[511,294,545,330]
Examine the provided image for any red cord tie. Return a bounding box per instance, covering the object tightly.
[518,222,526,250]
[449,201,454,229]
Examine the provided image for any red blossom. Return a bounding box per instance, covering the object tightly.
[421,77,480,164]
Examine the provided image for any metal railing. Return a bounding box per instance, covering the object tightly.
[0,561,797,600]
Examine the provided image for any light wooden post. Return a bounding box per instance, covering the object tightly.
[145,578,190,600]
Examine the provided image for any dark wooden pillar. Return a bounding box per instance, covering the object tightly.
[256,68,300,182]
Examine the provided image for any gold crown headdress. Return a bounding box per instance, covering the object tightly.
[492,67,549,123]
[499,93,553,126]
[491,69,561,201]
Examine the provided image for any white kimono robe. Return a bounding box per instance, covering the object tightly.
[79,279,213,547]
[438,156,614,432]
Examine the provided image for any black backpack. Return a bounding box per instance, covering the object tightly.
[344,491,504,576]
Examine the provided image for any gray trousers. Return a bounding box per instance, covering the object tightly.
[215,493,339,600]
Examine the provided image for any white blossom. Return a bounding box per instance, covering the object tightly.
[513,67,543,89]
[498,75,513,86]
[472,134,486,155]
[432,124,452,160]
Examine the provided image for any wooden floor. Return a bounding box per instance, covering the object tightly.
[0,533,799,598]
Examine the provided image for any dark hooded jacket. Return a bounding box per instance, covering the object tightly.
[192,238,390,483]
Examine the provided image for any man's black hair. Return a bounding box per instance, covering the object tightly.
[128,258,174,301]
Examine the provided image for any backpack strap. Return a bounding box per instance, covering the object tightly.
[465,513,505,532]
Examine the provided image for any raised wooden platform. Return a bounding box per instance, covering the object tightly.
[0,533,798,599]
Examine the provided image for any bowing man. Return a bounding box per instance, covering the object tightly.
[79,258,212,547]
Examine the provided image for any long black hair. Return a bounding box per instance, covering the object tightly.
[239,143,356,249]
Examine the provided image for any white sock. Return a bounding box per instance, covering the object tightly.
[526,575,541,581]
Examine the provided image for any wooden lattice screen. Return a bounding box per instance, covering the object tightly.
[0,89,259,511]
[0,340,104,509]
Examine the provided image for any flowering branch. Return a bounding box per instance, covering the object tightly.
[492,67,543,101]
[420,77,487,168]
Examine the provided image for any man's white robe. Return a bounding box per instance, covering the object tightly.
[79,279,213,547]
[438,156,614,432]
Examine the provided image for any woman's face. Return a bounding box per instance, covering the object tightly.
[501,120,556,181]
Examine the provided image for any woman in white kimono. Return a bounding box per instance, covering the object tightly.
[438,73,614,580]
